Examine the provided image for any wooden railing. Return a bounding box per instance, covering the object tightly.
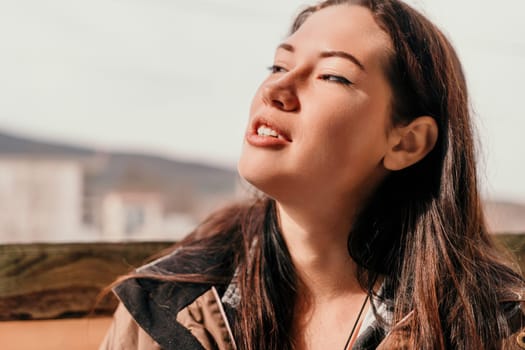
[0,235,524,349]
[0,241,174,321]
[2,236,525,321]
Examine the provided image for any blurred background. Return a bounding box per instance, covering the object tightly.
[0,0,524,243]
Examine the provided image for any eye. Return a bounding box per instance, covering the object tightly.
[319,74,353,86]
[267,65,287,74]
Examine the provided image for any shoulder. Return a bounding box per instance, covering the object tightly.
[110,241,238,348]
[372,286,525,350]
[99,303,162,350]
[102,286,237,350]
[114,242,237,315]
[102,199,263,349]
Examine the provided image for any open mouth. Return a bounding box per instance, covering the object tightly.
[257,125,282,139]
[253,120,291,142]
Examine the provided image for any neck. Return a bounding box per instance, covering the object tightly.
[275,200,363,300]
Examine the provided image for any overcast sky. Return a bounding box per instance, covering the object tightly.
[0,0,524,202]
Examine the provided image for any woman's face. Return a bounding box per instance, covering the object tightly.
[238,5,394,208]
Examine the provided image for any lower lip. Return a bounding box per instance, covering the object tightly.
[245,132,290,148]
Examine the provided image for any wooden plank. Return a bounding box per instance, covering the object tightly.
[0,242,174,320]
[0,235,524,321]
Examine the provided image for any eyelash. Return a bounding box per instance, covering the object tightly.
[319,74,352,86]
[267,65,353,86]
[267,65,287,74]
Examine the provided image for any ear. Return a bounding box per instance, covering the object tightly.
[383,116,438,171]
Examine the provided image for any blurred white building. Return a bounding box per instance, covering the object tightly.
[100,190,198,241]
[101,191,163,239]
[0,156,201,243]
[0,157,83,243]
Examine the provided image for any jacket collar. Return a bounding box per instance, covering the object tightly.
[114,248,235,350]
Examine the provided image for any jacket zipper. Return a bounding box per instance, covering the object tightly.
[211,286,238,350]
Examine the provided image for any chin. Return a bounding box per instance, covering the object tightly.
[237,156,265,193]
[237,161,293,204]
[237,146,263,186]
[238,144,308,202]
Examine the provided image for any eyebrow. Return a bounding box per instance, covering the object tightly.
[277,43,366,71]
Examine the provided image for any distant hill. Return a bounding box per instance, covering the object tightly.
[0,130,523,233]
[0,130,238,203]
[0,130,95,156]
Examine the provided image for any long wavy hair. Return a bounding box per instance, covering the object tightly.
[111,1,524,349]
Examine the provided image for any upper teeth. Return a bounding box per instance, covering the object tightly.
[257,125,279,138]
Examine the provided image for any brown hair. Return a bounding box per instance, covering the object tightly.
[292,1,524,348]
[110,1,524,349]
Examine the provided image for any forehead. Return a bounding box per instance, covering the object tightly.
[287,5,392,69]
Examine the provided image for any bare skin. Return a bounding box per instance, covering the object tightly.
[238,4,438,350]
[279,202,370,350]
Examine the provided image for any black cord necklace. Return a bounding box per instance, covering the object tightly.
[342,294,370,350]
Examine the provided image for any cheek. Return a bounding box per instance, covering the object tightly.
[300,102,389,175]
[304,102,382,151]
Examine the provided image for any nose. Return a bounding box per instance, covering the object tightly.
[261,77,300,112]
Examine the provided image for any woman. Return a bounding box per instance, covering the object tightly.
[100,0,525,349]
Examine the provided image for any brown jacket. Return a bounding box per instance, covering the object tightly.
[100,287,236,350]
[99,248,525,350]
[100,288,525,350]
